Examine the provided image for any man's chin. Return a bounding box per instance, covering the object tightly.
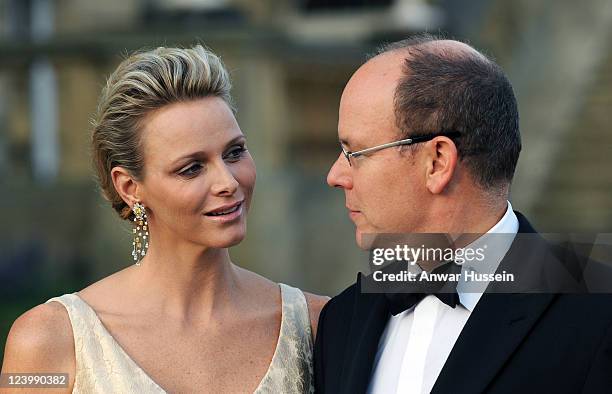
[355,228,373,250]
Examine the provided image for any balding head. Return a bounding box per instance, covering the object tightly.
[339,51,407,144]
[365,34,521,192]
[398,39,487,60]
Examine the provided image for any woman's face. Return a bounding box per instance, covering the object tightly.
[137,96,256,250]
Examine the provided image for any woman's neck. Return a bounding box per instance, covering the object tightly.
[126,242,241,323]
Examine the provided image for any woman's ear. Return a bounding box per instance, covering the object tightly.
[111,167,141,208]
[425,136,458,194]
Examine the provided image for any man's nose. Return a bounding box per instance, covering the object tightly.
[327,153,352,189]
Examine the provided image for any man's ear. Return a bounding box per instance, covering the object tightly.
[424,136,458,194]
[111,167,142,207]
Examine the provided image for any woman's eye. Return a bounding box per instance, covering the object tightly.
[224,145,247,161]
[179,163,203,177]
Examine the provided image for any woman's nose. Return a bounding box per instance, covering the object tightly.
[211,163,239,196]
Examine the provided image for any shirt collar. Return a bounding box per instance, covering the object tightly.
[458,201,519,312]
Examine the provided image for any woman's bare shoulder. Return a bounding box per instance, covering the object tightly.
[232,265,280,297]
[76,266,133,308]
[302,292,330,340]
[231,264,330,337]
[2,302,75,383]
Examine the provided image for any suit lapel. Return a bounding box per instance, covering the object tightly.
[341,273,390,394]
[433,211,555,393]
[431,292,555,393]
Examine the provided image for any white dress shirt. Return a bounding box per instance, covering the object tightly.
[367,202,519,394]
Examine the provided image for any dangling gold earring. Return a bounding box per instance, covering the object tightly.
[132,202,149,265]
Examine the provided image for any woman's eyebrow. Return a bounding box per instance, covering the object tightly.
[170,151,206,167]
[170,136,247,166]
[224,135,246,148]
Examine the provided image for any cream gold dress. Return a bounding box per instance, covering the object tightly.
[47,283,314,393]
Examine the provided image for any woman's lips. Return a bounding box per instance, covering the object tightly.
[204,202,243,223]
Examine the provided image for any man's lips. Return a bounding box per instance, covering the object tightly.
[346,206,361,220]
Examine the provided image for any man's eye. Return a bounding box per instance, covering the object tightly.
[224,145,247,161]
[179,163,203,177]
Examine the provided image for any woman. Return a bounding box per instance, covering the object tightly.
[1,45,327,393]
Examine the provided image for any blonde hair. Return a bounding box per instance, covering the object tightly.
[91,45,233,220]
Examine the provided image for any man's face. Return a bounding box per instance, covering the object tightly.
[327,54,430,248]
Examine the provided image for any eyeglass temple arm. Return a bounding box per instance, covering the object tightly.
[408,131,461,144]
[350,138,414,158]
[349,131,461,158]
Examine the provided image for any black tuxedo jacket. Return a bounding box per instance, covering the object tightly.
[314,213,612,393]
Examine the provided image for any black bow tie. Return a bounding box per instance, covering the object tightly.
[385,290,460,315]
[384,262,461,315]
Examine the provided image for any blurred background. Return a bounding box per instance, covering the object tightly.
[1,0,611,361]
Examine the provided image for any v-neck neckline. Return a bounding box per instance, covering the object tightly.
[69,283,286,393]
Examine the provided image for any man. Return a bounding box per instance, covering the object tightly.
[314,35,612,393]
